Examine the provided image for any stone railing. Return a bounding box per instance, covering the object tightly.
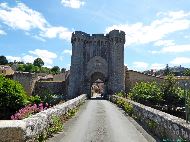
[110,95,190,141]
[0,94,87,142]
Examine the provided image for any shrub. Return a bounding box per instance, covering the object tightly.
[48,115,63,135]
[114,96,133,116]
[39,93,64,106]
[115,91,126,98]
[128,82,163,106]
[123,101,133,116]
[161,74,185,110]
[37,115,63,142]
[28,95,41,105]
[0,75,29,117]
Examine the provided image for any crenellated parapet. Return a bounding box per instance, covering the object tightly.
[108,30,125,44]
[71,31,89,44]
[72,31,108,45]
[71,30,125,46]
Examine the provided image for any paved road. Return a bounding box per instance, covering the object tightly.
[48,98,155,142]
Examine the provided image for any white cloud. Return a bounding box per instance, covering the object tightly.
[133,61,149,70]
[0,2,72,41]
[41,26,72,41]
[0,3,47,31]
[32,35,46,42]
[6,56,21,62]
[22,55,36,63]
[29,49,57,65]
[150,63,165,70]
[0,29,6,35]
[131,62,166,71]
[66,64,71,70]
[154,40,175,47]
[106,10,190,46]
[61,0,85,8]
[7,49,57,67]
[63,49,72,55]
[152,44,190,53]
[161,44,190,53]
[6,55,36,63]
[170,57,190,65]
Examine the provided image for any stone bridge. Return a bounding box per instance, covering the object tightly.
[1,30,190,142]
[1,94,190,142]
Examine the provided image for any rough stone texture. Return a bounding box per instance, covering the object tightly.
[0,120,26,142]
[12,72,68,97]
[33,81,66,96]
[53,73,66,81]
[0,94,87,142]
[110,95,190,141]
[125,69,190,93]
[68,30,125,98]
[13,72,38,96]
[125,70,164,93]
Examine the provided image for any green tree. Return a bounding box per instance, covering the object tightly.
[24,63,35,72]
[34,66,40,73]
[164,64,170,76]
[0,75,29,118]
[128,82,163,106]
[184,69,190,76]
[33,58,44,67]
[17,64,25,72]
[0,55,8,65]
[41,67,51,73]
[61,68,66,73]
[161,74,184,110]
[51,66,60,74]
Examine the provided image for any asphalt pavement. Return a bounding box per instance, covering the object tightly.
[47,95,156,142]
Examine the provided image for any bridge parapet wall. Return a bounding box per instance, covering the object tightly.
[0,94,87,142]
[110,95,190,141]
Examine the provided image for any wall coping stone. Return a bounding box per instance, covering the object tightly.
[111,95,190,141]
[0,94,87,142]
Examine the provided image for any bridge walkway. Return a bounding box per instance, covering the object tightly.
[47,95,156,142]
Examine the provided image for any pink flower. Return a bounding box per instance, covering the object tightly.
[11,115,15,120]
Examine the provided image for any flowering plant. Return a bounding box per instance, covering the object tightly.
[11,103,49,120]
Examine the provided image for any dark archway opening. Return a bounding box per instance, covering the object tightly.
[90,72,107,100]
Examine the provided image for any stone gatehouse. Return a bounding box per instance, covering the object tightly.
[68,30,125,98]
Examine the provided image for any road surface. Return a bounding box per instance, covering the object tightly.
[48,96,156,142]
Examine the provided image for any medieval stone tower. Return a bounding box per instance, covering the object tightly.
[68,30,125,98]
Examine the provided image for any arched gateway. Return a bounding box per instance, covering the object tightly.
[68,30,125,98]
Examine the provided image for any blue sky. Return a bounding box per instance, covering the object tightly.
[0,0,190,71]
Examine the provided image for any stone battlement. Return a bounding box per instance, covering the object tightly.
[71,30,125,44]
[108,29,125,37]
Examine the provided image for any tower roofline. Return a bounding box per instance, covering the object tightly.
[72,30,125,39]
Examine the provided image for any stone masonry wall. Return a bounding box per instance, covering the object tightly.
[33,81,66,96]
[125,70,190,92]
[0,94,87,142]
[125,70,164,92]
[13,72,38,96]
[110,95,190,141]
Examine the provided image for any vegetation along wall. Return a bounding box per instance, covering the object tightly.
[0,94,87,142]
[110,95,190,141]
